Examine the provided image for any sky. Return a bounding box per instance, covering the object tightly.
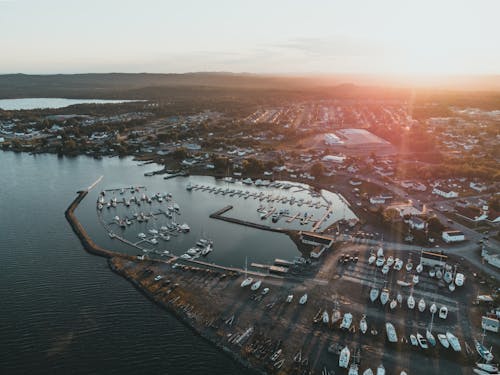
[1,0,499,75]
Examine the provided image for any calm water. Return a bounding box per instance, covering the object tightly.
[0,151,255,375]
[0,98,140,110]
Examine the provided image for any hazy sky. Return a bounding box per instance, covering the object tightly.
[1,0,499,75]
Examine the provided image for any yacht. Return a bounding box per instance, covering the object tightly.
[340,312,353,329]
[439,306,448,319]
[406,262,413,272]
[376,364,385,375]
[436,269,443,279]
[201,244,213,256]
[261,288,270,295]
[409,334,418,346]
[180,254,192,260]
[407,295,415,309]
[455,273,465,286]
[446,332,462,352]
[413,274,419,284]
[429,268,436,278]
[150,238,158,245]
[148,229,159,235]
[331,308,341,324]
[376,256,385,267]
[426,330,436,346]
[416,263,423,273]
[437,333,450,348]
[418,298,426,312]
[380,288,390,305]
[360,315,368,334]
[417,333,429,349]
[186,182,193,191]
[108,232,116,239]
[473,369,496,375]
[377,247,384,257]
[385,322,398,343]
[179,223,190,232]
[386,256,394,267]
[449,282,456,292]
[396,293,403,304]
[138,232,146,239]
[370,288,379,302]
[240,277,253,287]
[474,339,494,362]
[251,280,262,291]
[443,270,453,284]
[339,346,350,368]
[242,178,253,185]
[349,364,359,375]
[475,363,498,373]
[187,247,200,255]
[299,293,308,305]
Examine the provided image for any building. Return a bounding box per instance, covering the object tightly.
[322,155,346,163]
[324,133,343,145]
[432,187,459,198]
[481,245,500,269]
[370,196,386,205]
[420,251,447,268]
[455,206,487,222]
[482,316,499,333]
[442,230,465,243]
[470,182,488,192]
[409,217,426,230]
[300,231,334,247]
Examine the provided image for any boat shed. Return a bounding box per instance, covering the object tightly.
[299,231,334,247]
[420,251,447,268]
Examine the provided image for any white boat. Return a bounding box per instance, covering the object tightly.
[148,229,159,235]
[418,298,426,312]
[299,293,308,305]
[443,270,453,284]
[416,263,423,273]
[376,257,385,267]
[382,264,389,275]
[446,332,461,352]
[179,223,190,232]
[322,310,330,324]
[417,333,429,349]
[340,313,353,329]
[386,256,394,267]
[376,364,385,375]
[370,288,379,302]
[286,294,293,303]
[385,322,398,343]
[409,334,418,346]
[186,182,193,191]
[437,333,450,348]
[339,346,350,368]
[476,363,498,373]
[396,293,403,304]
[436,269,443,279]
[474,339,494,362]
[455,273,465,286]
[261,287,269,295]
[362,369,373,375]
[449,282,456,292]
[413,275,419,284]
[390,299,397,310]
[377,247,384,257]
[397,280,411,287]
[426,330,436,346]
[251,280,262,291]
[439,306,448,319]
[430,303,437,314]
[380,288,390,305]
[368,254,376,264]
[187,247,200,255]
[150,238,158,245]
[406,262,413,272]
[473,369,496,375]
[242,178,253,185]
[349,364,359,375]
[394,258,403,270]
[138,232,146,239]
[108,232,116,238]
[407,295,415,309]
[360,316,368,334]
[180,253,192,259]
[429,268,436,278]
[241,277,253,287]
[332,309,341,324]
[201,244,213,256]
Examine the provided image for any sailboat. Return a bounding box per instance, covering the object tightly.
[240,257,253,287]
[368,254,376,264]
[416,263,423,273]
[475,339,494,362]
[363,369,373,375]
[430,303,437,314]
[299,293,308,305]
[339,346,350,368]
[397,293,403,304]
[360,315,368,334]
[251,280,262,291]
[322,310,330,324]
[439,306,448,319]
[340,313,353,329]
[385,322,398,342]
[417,333,429,349]
[446,332,462,352]
[475,363,498,373]
[349,364,359,375]
[370,287,380,302]
[390,299,397,310]
[426,330,436,347]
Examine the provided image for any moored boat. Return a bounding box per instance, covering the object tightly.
[446,331,462,352]
[437,333,450,348]
[339,346,350,368]
[474,339,494,362]
[386,322,398,343]
[426,330,436,346]
[376,364,385,375]
[340,312,353,329]
[380,288,390,305]
[348,364,359,375]
[370,288,379,302]
[475,363,498,373]
[407,295,415,309]
[418,298,426,312]
[360,315,368,334]
[409,334,418,346]
[241,277,253,287]
[439,306,448,319]
[417,332,429,349]
[299,293,308,305]
[251,280,262,291]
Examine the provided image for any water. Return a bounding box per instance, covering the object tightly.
[0,151,255,375]
[0,98,140,110]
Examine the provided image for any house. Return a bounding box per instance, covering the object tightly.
[322,155,346,164]
[455,206,487,222]
[387,203,422,217]
[349,179,362,186]
[470,182,488,192]
[432,187,459,198]
[370,196,386,205]
[486,210,500,224]
[442,230,465,243]
[409,217,427,230]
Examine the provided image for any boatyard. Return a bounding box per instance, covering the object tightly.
[66,177,499,375]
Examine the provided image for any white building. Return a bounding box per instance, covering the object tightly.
[322,155,346,163]
[324,133,343,145]
[370,196,386,204]
[409,217,426,230]
[432,187,459,198]
[470,182,488,192]
[442,230,465,243]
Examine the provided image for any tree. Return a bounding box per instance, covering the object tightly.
[382,208,400,223]
[310,162,324,179]
[427,216,445,234]
[171,147,188,160]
